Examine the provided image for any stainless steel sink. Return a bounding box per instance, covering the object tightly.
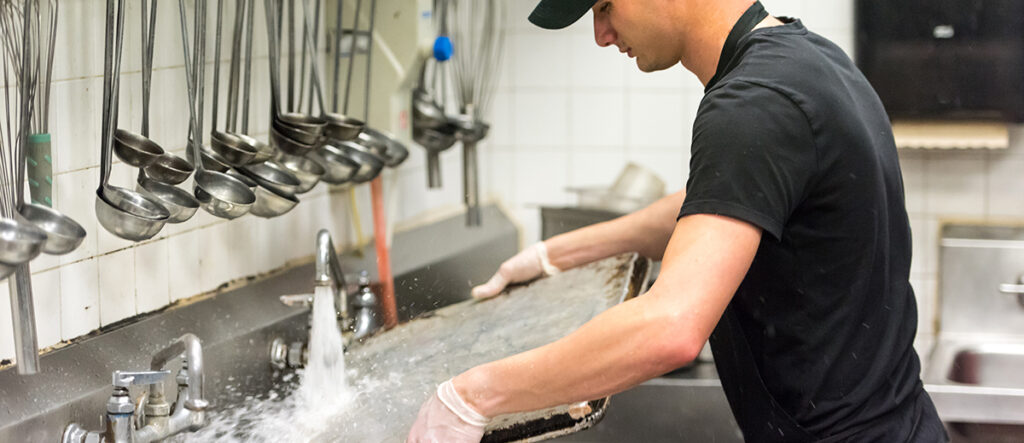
[947,343,1024,388]
[925,340,1024,443]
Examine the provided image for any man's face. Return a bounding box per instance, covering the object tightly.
[591,0,678,72]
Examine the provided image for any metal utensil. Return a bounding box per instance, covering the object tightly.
[334,140,384,184]
[237,160,302,195]
[265,0,324,156]
[179,0,255,220]
[276,152,325,194]
[208,0,258,166]
[96,0,171,241]
[312,143,359,184]
[299,0,364,142]
[19,203,86,255]
[250,184,299,218]
[0,217,47,266]
[132,0,200,225]
[144,152,194,185]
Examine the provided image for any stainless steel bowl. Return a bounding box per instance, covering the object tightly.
[323,113,364,141]
[226,169,259,190]
[359,127,409,167]
[210,131,259,166]
[250,185,300,218]
[19,203,87,255]
[313,143,359,184]
[187,141,231,172]
[113,129,165,168]
[144,152,195,185]
[335,141,385,184]
[276,154,325,194]
[136,177,200,224]
[0,217,48,266]
[235,133,275,164]
[193,171,256,220]
[95,187,170,242]
[271,124,318,156]
[238,161,302,195]
[277,112,326,135]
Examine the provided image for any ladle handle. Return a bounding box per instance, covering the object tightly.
[299,0,328,113]
[330,0,343,112]
[140,0,158,137]
[342,0,363,115]
[226,0,246,133]
[362,0,377,121]
[264,0,283,119]
[177,0,204,169]
[241,0,255,133]
[210,0,224,134]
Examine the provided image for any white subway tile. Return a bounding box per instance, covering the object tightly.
[625,91,689,150]
[898,152,927,216]
[98,248,136,326]
[512,33,570,89]
[136,239,170,313]
[567,33,627,90]
[53,0,105,81]
[513,91,568,148]
[485,151,517,206]
[913,277,938,336]
[0,280,13,362]
[489,91,516,146]
[909,216,939,278]
[626,150,686,192]
[167,230,201,302]
[568,149,626,188]
[60,258,100,341]
[29,267,63,349]
[924,152,987,218]
[625,63,690,91]
[515,207,542,246]
[513,150,571,207]
[53,78,103,174]
[986,156,1024,219]
[569,91,626,148]
[800,0,854,33]
[198,223,234,294]
[55,169,99,265]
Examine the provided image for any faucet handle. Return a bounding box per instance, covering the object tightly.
[112,370,171,388]
[280,293,314,307]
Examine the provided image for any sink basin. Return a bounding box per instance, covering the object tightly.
[925,341,1024,443]
[947,343,1024,388]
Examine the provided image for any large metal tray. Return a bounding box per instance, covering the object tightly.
[335,253,649,442]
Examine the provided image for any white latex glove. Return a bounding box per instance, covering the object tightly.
[471,242,561,299]
[407,379,490,443]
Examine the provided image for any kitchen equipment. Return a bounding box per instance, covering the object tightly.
[135,0,199,224]
[18,204,85,255]
[265,0,325,157]
[208,0,258,166]
[276,152,325,194]
[178,0,255,220]
[311,143,359,184]
[333,140,384,184]
[237,160,302,196]
[95,0,171,241]
[25,0,57,207]
[448,0,506,226]
[300,0,365,142]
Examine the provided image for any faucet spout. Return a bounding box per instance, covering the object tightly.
[150,333,207,411]
[315,229,348,322]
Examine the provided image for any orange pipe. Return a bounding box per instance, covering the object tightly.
[370,176,398,328]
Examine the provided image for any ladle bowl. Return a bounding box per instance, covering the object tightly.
[276,153,325,194]
[235,133,274,164]
[193,170,256,220]
[95,187,171,242]
[19,204,87,255]
[113,129,166,168]
[144,152,195,185]
[335,140,385,184]
[136,176,200,224]
[277,112,326,135]
[250,185,299,218]
[238,161,302,195]
[359,128,409,167]
[413,125,458,154]
[271,124,318,156]
[211,130,259,166]
[0,217,48,266]
[273,118,321,146]
[226,169,258,190]
[187,141,231,172]
[322,113,364,141]
[313,143,359,184]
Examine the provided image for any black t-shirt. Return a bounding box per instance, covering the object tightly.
[677,16,943,442]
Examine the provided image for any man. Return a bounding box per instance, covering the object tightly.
[408,0,948,441]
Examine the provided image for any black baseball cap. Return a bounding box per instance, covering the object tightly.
[529,0,598,30]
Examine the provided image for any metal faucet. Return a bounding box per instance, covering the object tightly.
[62,334,208,443]
[315,228,349,325]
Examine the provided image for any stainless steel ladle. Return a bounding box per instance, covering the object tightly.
[178,0,254,220]
[208,0,258,167]
[135,0,199,224]
[96,0,170,242]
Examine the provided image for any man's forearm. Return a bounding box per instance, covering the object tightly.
[546,191,686,270]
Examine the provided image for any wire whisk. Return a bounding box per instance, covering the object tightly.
[447,0,506,121]
[0,0,40,219]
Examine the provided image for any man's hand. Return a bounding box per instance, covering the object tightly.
[407,379,490,443]
[471,242,560,299]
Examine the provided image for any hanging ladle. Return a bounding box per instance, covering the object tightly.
[95,0,170,242]
[179,0,254,220]
[224,0,273,163]
[266,0,323,157]
[301,0,363,142]
[208,0,258,166]
[135,0,199,224]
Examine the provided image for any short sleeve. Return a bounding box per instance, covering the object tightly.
[679,81,817,240]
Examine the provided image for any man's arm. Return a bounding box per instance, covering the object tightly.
[454,213,762,416]
[546,191,687,270]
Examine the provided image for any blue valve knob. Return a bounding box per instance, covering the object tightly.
[433,36,453,61]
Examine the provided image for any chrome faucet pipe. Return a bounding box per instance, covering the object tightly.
[150,333,207,411]
[315,229,348,321]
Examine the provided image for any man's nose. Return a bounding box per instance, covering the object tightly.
[593,13,616,47]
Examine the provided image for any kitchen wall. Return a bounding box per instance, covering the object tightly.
[481,0,1024,347]
[0,0,465,364]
